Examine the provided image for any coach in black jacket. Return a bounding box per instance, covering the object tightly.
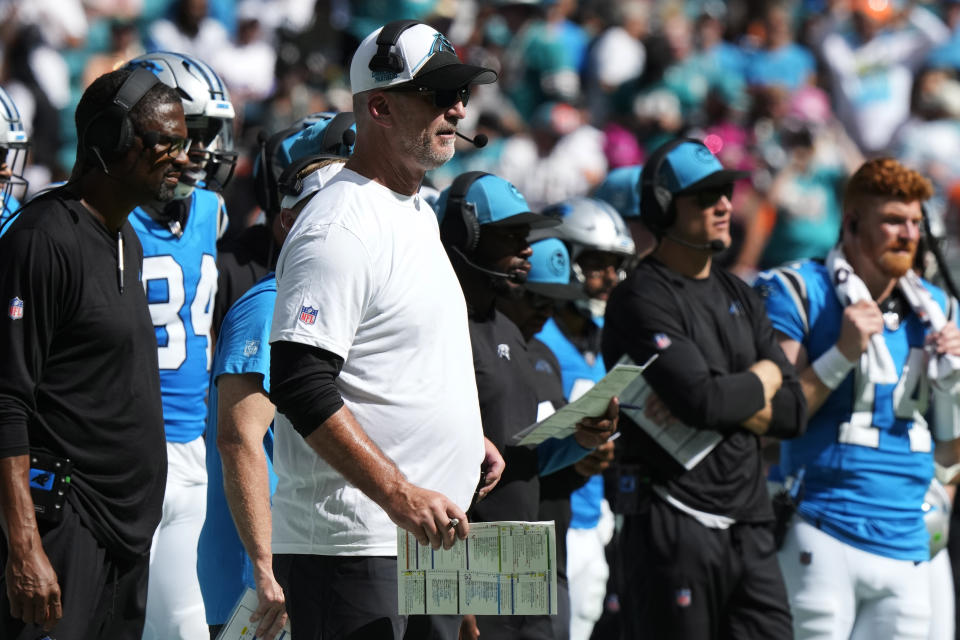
[602,139,806,640]
[0,67,186,639]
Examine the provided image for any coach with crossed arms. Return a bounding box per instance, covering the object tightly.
[267,20,504,638]
[602,138,806,639]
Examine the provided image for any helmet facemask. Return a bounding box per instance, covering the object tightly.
[0,144,29,208]
[175,116,237,198]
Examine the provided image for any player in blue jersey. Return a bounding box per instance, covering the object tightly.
[124,52,238,640]
[0,87,29,237]
[198,118,350,640]
[755,157,960,639]
[530,196,634,640]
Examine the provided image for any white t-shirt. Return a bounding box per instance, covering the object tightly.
[269,168,484,556]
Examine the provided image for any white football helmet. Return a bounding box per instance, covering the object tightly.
[0,86,29,205]
[924,479,951,558]
[129,52,237,195]
[533,197,636,265]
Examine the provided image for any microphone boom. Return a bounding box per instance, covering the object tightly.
[455,131,488,148]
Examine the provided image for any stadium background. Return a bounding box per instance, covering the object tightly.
[5,0,960,285]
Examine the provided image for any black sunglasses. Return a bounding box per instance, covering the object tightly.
[389,84,470,109]
[694,183,734,208]
[138,130,192,158]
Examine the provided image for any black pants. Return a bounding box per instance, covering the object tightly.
[0,503,150,640]
[274,554,459,640]
[474,613,556,639]
[619,496,793,640]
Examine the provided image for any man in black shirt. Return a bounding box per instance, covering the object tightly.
[436,173,618,640]
[602,138,806,640]
[0,67,187,639]
[498,237,614,640]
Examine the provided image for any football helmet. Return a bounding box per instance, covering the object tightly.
[924,479,951,558]
[0,86,29,207]
[128,52,237,195]
[533,196,636,280]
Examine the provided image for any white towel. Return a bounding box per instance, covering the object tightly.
[825,245,898,384]
[898,269,960,391]
[825,245,960,389]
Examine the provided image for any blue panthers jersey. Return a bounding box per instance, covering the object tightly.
[197,275,278,625]
[130,188,223,443]
[0,193,21,237]
[536,316,608,530]
[756,260,956,561]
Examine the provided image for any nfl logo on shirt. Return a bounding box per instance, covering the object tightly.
[299,305,318,325]
[676,588,692,607]
[8,297,23,320]
[654,332,671,350]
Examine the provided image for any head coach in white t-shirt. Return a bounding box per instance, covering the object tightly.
[266,20,505,640]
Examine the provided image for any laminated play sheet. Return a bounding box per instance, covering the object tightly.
[396,521,558,616]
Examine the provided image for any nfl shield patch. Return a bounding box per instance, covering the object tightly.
[653,332,671,350]
[8,297,23,320]
[299,306,318,325]
[676,588,692,607]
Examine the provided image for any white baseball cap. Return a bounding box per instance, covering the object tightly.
[350,21,497,95]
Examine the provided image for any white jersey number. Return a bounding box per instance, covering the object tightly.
[837,348,931,452]
[142,254,217,370]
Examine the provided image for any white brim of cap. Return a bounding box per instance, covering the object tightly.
[280,163,344,210]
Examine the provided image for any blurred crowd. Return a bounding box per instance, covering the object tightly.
[7,0,960,278]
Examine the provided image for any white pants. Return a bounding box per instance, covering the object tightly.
[778,517,931,640]
[142,439,208,640]
[567,500,614,640]
[929,549,955,640]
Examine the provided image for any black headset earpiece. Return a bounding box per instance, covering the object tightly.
[639,137,697,236]
[253,125,303,217]
[441,171,489,254]
[368,20,422,74]
[81,66,161,167]
[321,112,356,152]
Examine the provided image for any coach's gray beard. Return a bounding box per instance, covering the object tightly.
[402,130,455,170]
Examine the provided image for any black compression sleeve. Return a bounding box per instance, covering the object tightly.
[269,341,345,439]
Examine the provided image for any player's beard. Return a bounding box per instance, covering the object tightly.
[877,241,917,278]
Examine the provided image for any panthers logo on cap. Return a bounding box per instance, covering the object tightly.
[694,146,715,164]
[429,33,455,56]
[549,249,566,276]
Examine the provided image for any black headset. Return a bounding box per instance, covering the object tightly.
[81,66,161,167]
[253,112,355,218]
[368,20,422,75]
[440,171,490,254]
[639,137,696,237]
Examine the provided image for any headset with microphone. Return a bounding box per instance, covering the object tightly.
[440,171,521,283]
[455,131,487,148]
[80,66,162,176]
[639,137,730,253]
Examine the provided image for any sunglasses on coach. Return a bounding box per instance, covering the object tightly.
[693,183,734,209]
[137,130,193,159]
[388,84,471,109]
